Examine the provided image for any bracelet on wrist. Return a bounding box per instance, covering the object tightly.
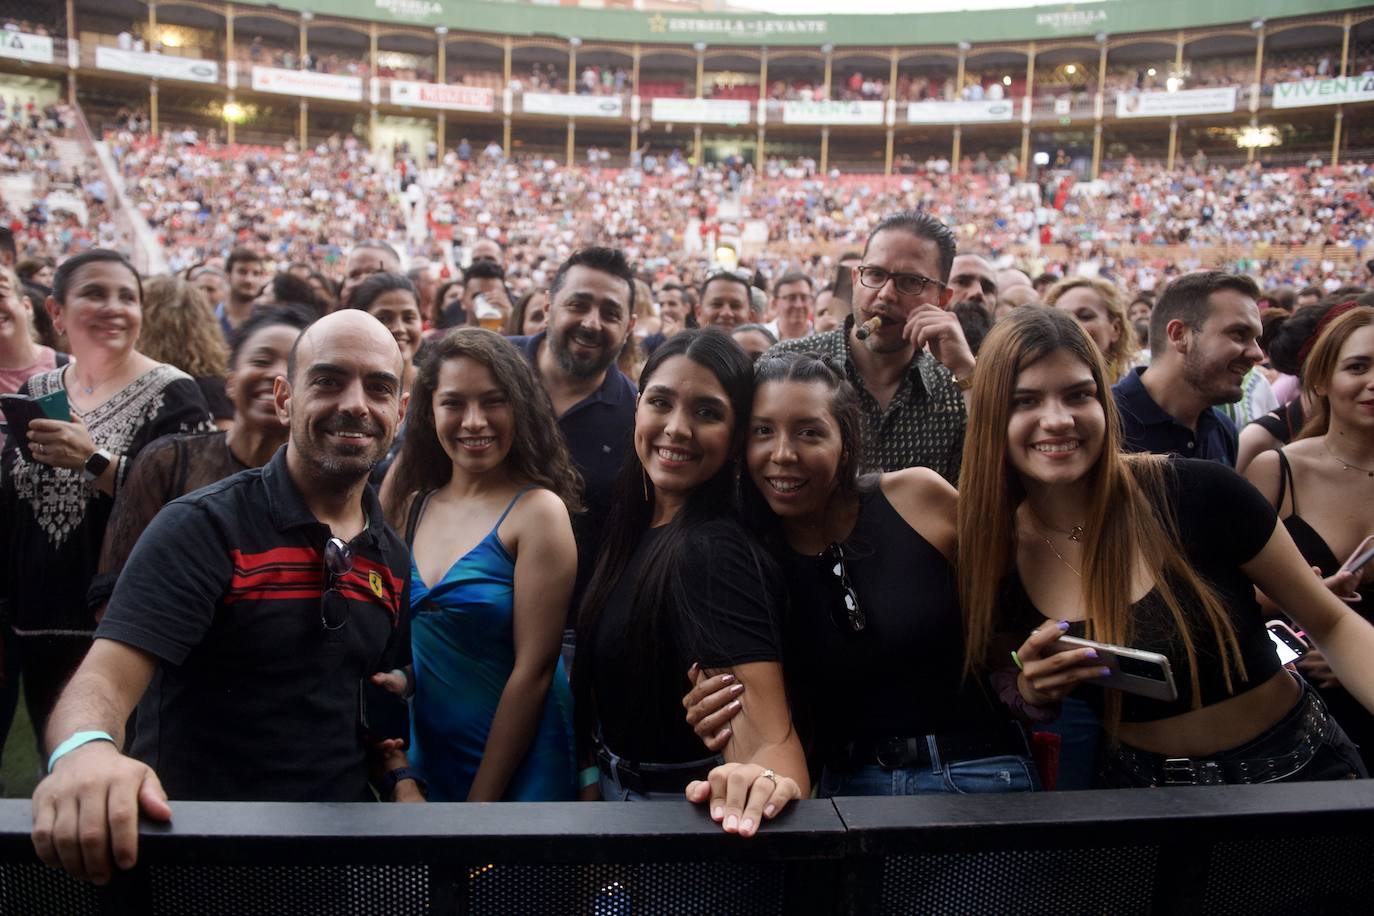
[48,730,116,774]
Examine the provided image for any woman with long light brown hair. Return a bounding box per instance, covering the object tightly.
[1245,304,1374,769]
[958,306,1374,787]
[138,275,233,428]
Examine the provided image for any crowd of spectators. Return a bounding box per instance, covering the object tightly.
[104,124,1374,303]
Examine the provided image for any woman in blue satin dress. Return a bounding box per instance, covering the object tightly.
[381,329,582,801]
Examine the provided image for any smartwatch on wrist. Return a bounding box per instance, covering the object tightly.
[83,449,113,482]
[382,766,428,800]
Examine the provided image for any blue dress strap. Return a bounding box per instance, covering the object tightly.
[492,484,539,532]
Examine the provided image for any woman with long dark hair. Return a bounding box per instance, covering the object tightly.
[960,307,1374,788]
[382,328,581,801]
[575,329,806,835]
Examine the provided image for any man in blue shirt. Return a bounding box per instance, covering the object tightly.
[1112,271,1264,466]
[509,248,638,639]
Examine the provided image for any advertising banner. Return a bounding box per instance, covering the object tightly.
[1273,76,1374,109]
[390,80,494,112]
[522,91,623,118]
[1114,87,1237,118]
[905,99,1016,124]
[651,97,751,124]
[251,66,363,102]
[781,100,884,125]
[96,47,219,83]
[0,30,54,65]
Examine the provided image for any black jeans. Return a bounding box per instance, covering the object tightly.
[1097,679,1367,788]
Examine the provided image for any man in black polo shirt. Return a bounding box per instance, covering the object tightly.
[509,247,637,639]
[1112,271,1263,465]
[32,311,418,884]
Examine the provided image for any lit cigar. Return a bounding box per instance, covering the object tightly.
[855,316,883,340]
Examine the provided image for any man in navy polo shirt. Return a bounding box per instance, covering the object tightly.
[32,311,419,885]
[509,247,637,637]
[1113,271,1264,466]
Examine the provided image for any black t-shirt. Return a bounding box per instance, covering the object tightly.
[96,447,411,802]
[780,486,1003,755]
[589,519,780,764]
[1002,457,1282,722]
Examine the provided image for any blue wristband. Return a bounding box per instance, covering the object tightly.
[47,730,115,774]
[579,766,600,790]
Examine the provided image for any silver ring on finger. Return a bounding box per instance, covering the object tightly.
[760,768,778,787]
[34,443,45,455]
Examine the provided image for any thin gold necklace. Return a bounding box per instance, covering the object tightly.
[1028,507,1084,577]
[1324,439,1374,478]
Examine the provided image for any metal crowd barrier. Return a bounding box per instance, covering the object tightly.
[2,782,1372,915]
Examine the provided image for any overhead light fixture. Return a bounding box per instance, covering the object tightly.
[1166,76,1182,92]
[1237,125,1280,148]
[223,102,247,123]
[1065,64,1077,75]
[1147,67,1157,77]
[158,30,182,48]
[1002,75,1011,86]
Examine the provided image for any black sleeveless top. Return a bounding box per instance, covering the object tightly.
[1274,449,1374,767]
[1250,400,1305,445]
[778,485,1003,758]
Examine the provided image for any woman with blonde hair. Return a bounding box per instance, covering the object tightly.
[139,275,233,427]
[959,306,1374,788]
[1043,275,1138,383]
[1245,304,1374,769]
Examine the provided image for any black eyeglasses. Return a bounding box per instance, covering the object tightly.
[856,266,945,297]
[826,543,865,633]
[321,537,355,631]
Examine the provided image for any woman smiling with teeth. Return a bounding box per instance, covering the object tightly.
[685,351,1036,816]
[383,329,582,801]
[575,329,807,837]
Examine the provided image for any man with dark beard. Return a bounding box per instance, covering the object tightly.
[32,311,421,885]
[510,247,637,644]
[1112,271,1264,466]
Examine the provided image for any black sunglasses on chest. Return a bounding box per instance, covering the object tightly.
[826,543,866,633]
[321,537,355,631]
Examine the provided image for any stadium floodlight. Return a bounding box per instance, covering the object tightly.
[1147,67,1157,77]
[1033,151,1050,166]
[1237,125,1280,149]
[1002,75,1011,86]
[159,30,182,48]
[1065,64,1077,75]
[1166,76,1181,92]
[222,102,247,124]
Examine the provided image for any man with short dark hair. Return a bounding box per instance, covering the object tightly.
[31,310,420,885]
[1296,285,1324,309]
[222,247,267,337]
[510,247,637,638]
[641,283,690,356]
[1112,270,1264,465]
[768,271,814,341]
[766,210,975,481]
[340,240,402,306]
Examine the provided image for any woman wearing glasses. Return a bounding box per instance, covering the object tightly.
[575,330,807,837]
[382,329,581,801]
[685,351,1035,818]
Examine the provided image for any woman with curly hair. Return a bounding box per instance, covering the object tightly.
[1044,275,1138,384]
[138,275,233,427]
[381,329,583,801]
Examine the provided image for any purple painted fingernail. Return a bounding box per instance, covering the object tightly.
[1100,667,1113,677]
[1057,620,1071,631]
[1084,649,1098,659]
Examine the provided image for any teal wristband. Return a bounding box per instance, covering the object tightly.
[578,766,600,790]
[47,730,115,774]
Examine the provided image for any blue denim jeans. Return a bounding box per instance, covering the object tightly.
[819,747,1041,796]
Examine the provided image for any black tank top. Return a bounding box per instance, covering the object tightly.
[778,485,1003,758]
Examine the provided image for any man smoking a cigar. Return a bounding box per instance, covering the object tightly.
[763,211,974,481]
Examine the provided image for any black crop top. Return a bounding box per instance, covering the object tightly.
[780,485,1004,755]
[1001,458,1284,722]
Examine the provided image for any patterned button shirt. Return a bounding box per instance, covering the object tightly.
[766,316,967,482]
